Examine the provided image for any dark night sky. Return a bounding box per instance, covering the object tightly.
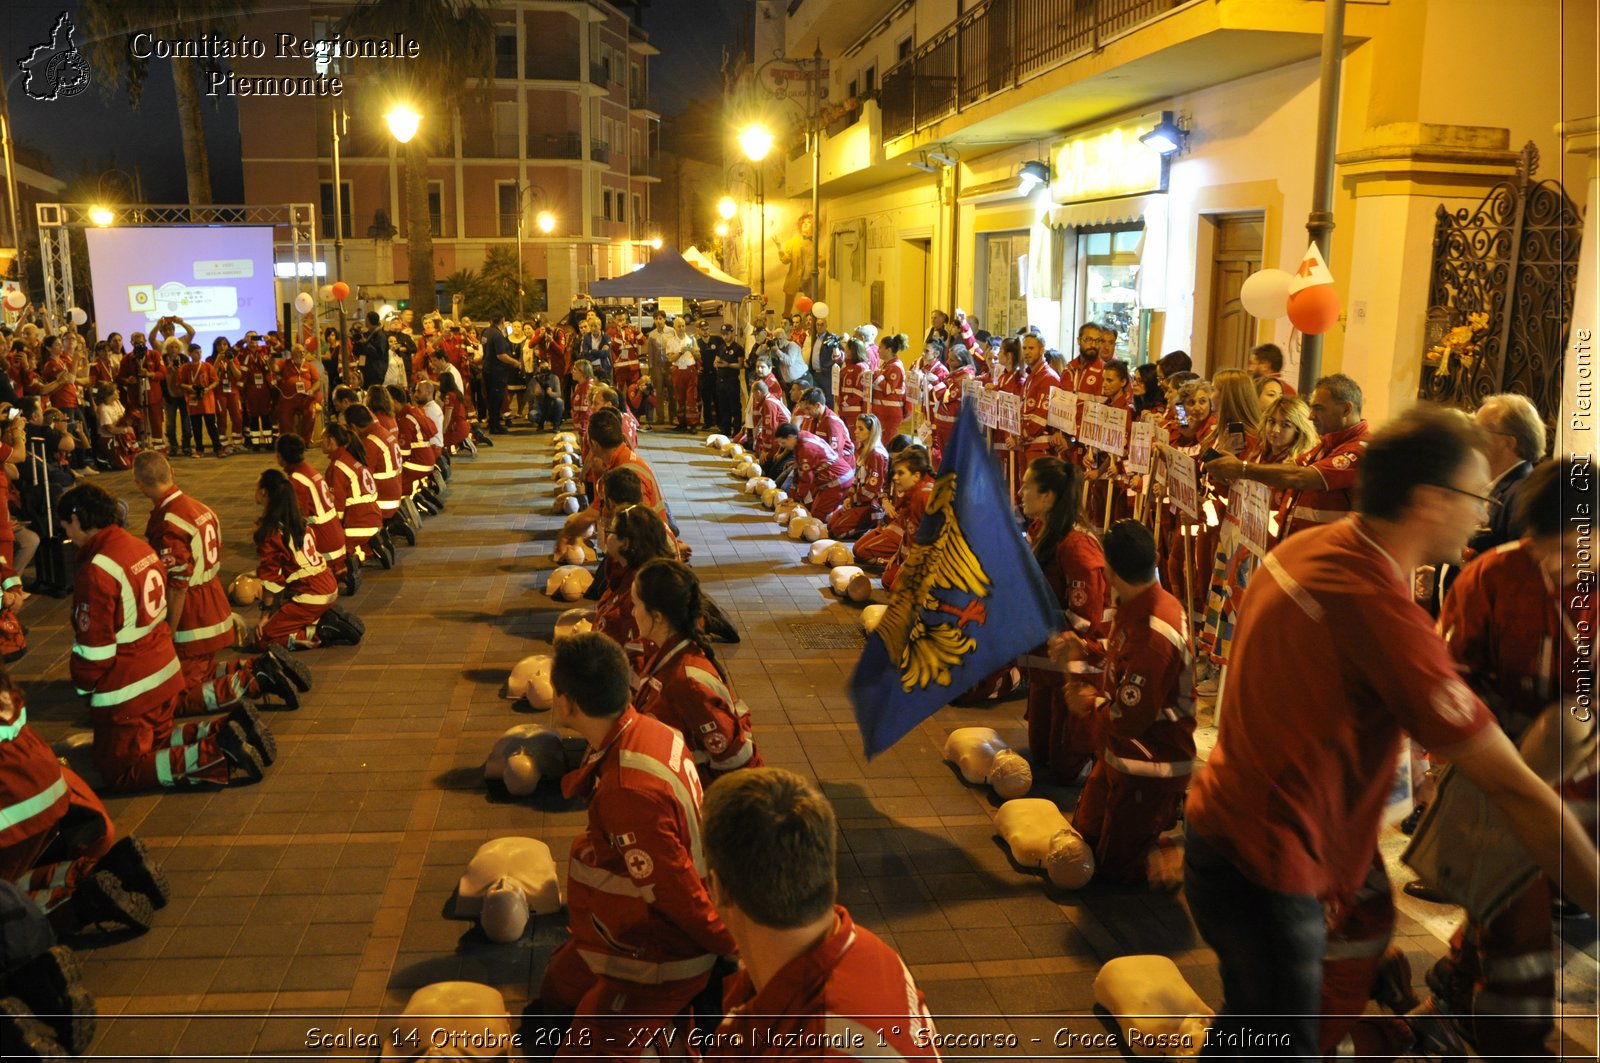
[4,0,738,202]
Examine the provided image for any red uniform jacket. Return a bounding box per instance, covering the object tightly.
[560,708,735,984]
[41,356,78,409]
[140,349,166,405]
[397,404,440,474]
[1284,420,1370,535]
[442,392,472,448]
[844,445,890,510]
[0,699,75,878]
[1020,363,1062,453]
[1063,353,1105,400]
[177,360,217,415]
[325,450,384,537]
[711,906,938,1059]
[115,351,145,408]
[257,528,338,607]
[594,558,641,649]
[754,394,791,460]
[634,639,761,786]
[1039,528,1112,644]
[791,430,855,507]
[1440,539,1594,738]
[1088,582,1195,777]
[811,406,854,462]
[871,359,909,422]
[1187,517,1497,903]
[595,444,666,522]
[276,357,320,401]
[287,461,349,570]
[838,362,871,429]
[932,365,975,452]
[359,423,403,511]
[70,526,185,711]
[144,488,234,658]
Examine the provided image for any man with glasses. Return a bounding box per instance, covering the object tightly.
[1468,392,1544,555]
[1204,372,1369,536]
[1182,406,1600,1057]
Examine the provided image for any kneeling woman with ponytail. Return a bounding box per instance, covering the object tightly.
[630,559,762,787]
[252,469,363,650]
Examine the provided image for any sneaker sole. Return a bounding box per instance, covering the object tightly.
[217,720,268,780]
[230,704,278,765]
[80,871,155,931]
[265,644,313,692]
[101,837,171,909]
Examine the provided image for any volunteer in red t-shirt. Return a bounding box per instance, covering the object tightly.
[1202,372,1368,536]
[1183,406,1600,1058]
[701,768,940,1060]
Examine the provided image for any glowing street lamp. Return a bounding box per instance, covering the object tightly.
[384,104,421,144]
[536,210,556,235]
[716,196,737,220]
[649,236,663,250]
[738,125,773,301]
[714,221,729,238]
[737,125,773,163]
[88,205,114,227]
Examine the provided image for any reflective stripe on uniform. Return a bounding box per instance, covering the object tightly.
[576,947,715,986]
[569,858,657,904]
[292,591,339,606]
[173,616,235,644]
[1289,506,1349,526]
[1262,551,1326,622]
[0,774,66,833]
[617,748,705,873]
[1483,950,1556,983]
[90,655,181,709]
[1102,749,1194,778]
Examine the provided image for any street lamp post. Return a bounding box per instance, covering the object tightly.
[738,125,773,307]
[514,184,555,318]
[329,102,349,381]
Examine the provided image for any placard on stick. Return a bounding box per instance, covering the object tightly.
[1125,421,1157,474]
[1167,452,1200,518]
[1046,389,1080,434]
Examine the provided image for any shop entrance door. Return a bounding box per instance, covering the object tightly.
[897,238,929,345]
[1205,212,1264,374]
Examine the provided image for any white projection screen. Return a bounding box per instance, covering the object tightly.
[84,226,279,353]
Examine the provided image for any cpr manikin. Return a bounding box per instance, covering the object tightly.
[944,727,1034,799]
[483,724,566,795]
[994,798,1095,888]
[381,981,516,1059]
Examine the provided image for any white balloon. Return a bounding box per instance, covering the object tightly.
[67,307,87,326]
[293,292,314,315]
[2,290,26,311]
[812,301,830,320]
[319,284,335,301]
[1239,269,1293,320]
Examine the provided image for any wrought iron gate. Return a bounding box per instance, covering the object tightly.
[1418,142,1581,430]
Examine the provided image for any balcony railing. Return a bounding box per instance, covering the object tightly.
[635,156,660,178]
[528,132,582,159]
[590,141,610,164]
[589,61,610,87]
[527,55,580,81]
[881,0,1187,140]
[593,215,612,232]
[493,133,518,158]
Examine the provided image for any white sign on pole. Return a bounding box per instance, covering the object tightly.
[977,390,998,429]
[1167,452,1200,518]
[1233,480,1275,558]
[1046,388,1079,434]
[1080,402,1129,455]
[996,392,1021,436]
[1125,421,1157,474]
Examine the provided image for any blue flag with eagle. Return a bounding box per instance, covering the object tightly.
[849,400,1061,757]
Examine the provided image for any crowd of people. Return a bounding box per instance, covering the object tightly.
[0,290,1591,1060]
[0,306,496,1055]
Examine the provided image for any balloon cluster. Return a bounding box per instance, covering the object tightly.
[1238,243,1342,335]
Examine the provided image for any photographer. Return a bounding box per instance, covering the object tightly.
[159,340,194,456]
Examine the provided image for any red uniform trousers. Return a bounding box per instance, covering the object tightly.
[1317,855,1399,1056]
[176,651,257,716]
[1072,760,1188,884]
[216,389,243,444]
[1025,666,1102,785]
[808,481,852,522]
[852,524,901,563]
[258,600,331,650]
[826,502,881,540]
[539,938,708,1059]
[93,691,228,792]
[244,385,276,444]
[6,769,114,917]
[145,399,167,448]
[277,394,315,440]
[872,403,904,440]
[672,367,700,428]
[613,363,641,397]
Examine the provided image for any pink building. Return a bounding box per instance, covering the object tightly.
[237,0,660,315]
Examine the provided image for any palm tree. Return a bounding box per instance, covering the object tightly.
[80,0,248,206]
[340,0,494,316]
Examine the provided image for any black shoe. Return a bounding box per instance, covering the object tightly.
[375,536,395,570]
[316,606,365,646]
[415,495,441,516]
[266,643,312,692]
[216,720,268,782]
[392,518,417,548]
[1403,879,1451,904]
[700,598,741,644]
[94,837,170,910]
[75,870,155,931]
[342,557,362,596]
[1399,802,1428,836]
[225,703,278,766]
[250,654,300,711]
[0,996,68,1059]
[12,947,95,1055]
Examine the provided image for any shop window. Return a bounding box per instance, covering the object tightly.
[1075,224,1143,361]
[977,231,1028,339]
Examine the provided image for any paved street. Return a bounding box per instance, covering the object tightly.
[14,428,1596,1059]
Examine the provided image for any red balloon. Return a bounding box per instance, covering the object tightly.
[1287,285,1341,335]
[331,281,351,301]
[794,295,814,314]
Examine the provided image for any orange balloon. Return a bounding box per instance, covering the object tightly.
[1287,285,1341,335]
[331,281,351,301]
